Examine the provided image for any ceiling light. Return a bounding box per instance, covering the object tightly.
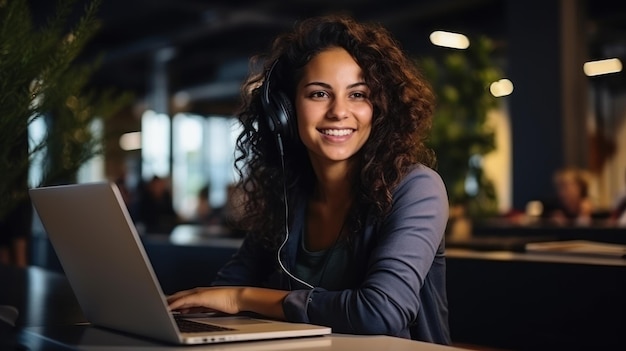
[119,132,141,151]
[583,58,622,77]
[489,79,514,97]
[429,31,470,49]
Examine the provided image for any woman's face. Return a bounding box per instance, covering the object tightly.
[295,47,373,167]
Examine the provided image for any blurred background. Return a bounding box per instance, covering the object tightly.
[8,0,625,229]
[0,0,626,264]
[2,0,626,349]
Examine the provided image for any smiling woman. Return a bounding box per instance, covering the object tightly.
[166,14,450,345]
[295,47,373,166]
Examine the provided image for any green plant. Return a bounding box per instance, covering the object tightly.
[0,0,133,222]
[418,36,502,217]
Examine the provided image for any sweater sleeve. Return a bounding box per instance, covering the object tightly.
[282,166,449,337]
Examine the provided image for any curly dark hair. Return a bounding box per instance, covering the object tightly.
[233,14,436,249]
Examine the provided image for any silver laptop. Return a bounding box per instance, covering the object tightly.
[28,181,331,345]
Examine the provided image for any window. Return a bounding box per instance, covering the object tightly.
[172,113,241,220]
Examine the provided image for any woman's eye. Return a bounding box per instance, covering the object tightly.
[310,91,328,99]
[351,92,368,99]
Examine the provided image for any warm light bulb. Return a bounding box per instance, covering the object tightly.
[119,131,142,151]
[429,31,470,49]
[583,58,622,76]
[489,79,514,97]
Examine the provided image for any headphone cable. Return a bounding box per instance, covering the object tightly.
[275,134,315,289]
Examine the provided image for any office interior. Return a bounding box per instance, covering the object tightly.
[2,0,626,350]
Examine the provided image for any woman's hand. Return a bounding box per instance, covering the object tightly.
[167,286,289,320]
[167,287,243,315]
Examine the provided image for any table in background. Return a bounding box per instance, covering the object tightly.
[446,248,626,350]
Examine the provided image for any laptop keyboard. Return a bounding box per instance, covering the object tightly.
[175,318,236,333]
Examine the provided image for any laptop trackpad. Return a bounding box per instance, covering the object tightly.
[194,316,271,326]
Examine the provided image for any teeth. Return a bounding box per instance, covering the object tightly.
[321,129,353,136]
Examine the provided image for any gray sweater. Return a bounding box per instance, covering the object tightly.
[213,165,451,344]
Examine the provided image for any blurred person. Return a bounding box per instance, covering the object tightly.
[192,183,223,226]
[135,176,180,234]
[542,168,593,225]
[167,15,450,344]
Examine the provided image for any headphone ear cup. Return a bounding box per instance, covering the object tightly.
[274,91,296,141]
[260,59,296,150]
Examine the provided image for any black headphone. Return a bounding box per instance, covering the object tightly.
[261,60,314,289]
[260,59,296,154]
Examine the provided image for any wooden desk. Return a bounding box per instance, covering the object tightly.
[0,263,469,351]
[18,325,470,351]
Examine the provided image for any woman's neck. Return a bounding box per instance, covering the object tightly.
[306,159,355,251]
[310,160,354,206]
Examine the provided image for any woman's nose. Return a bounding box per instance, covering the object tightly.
[327,98,348,119]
